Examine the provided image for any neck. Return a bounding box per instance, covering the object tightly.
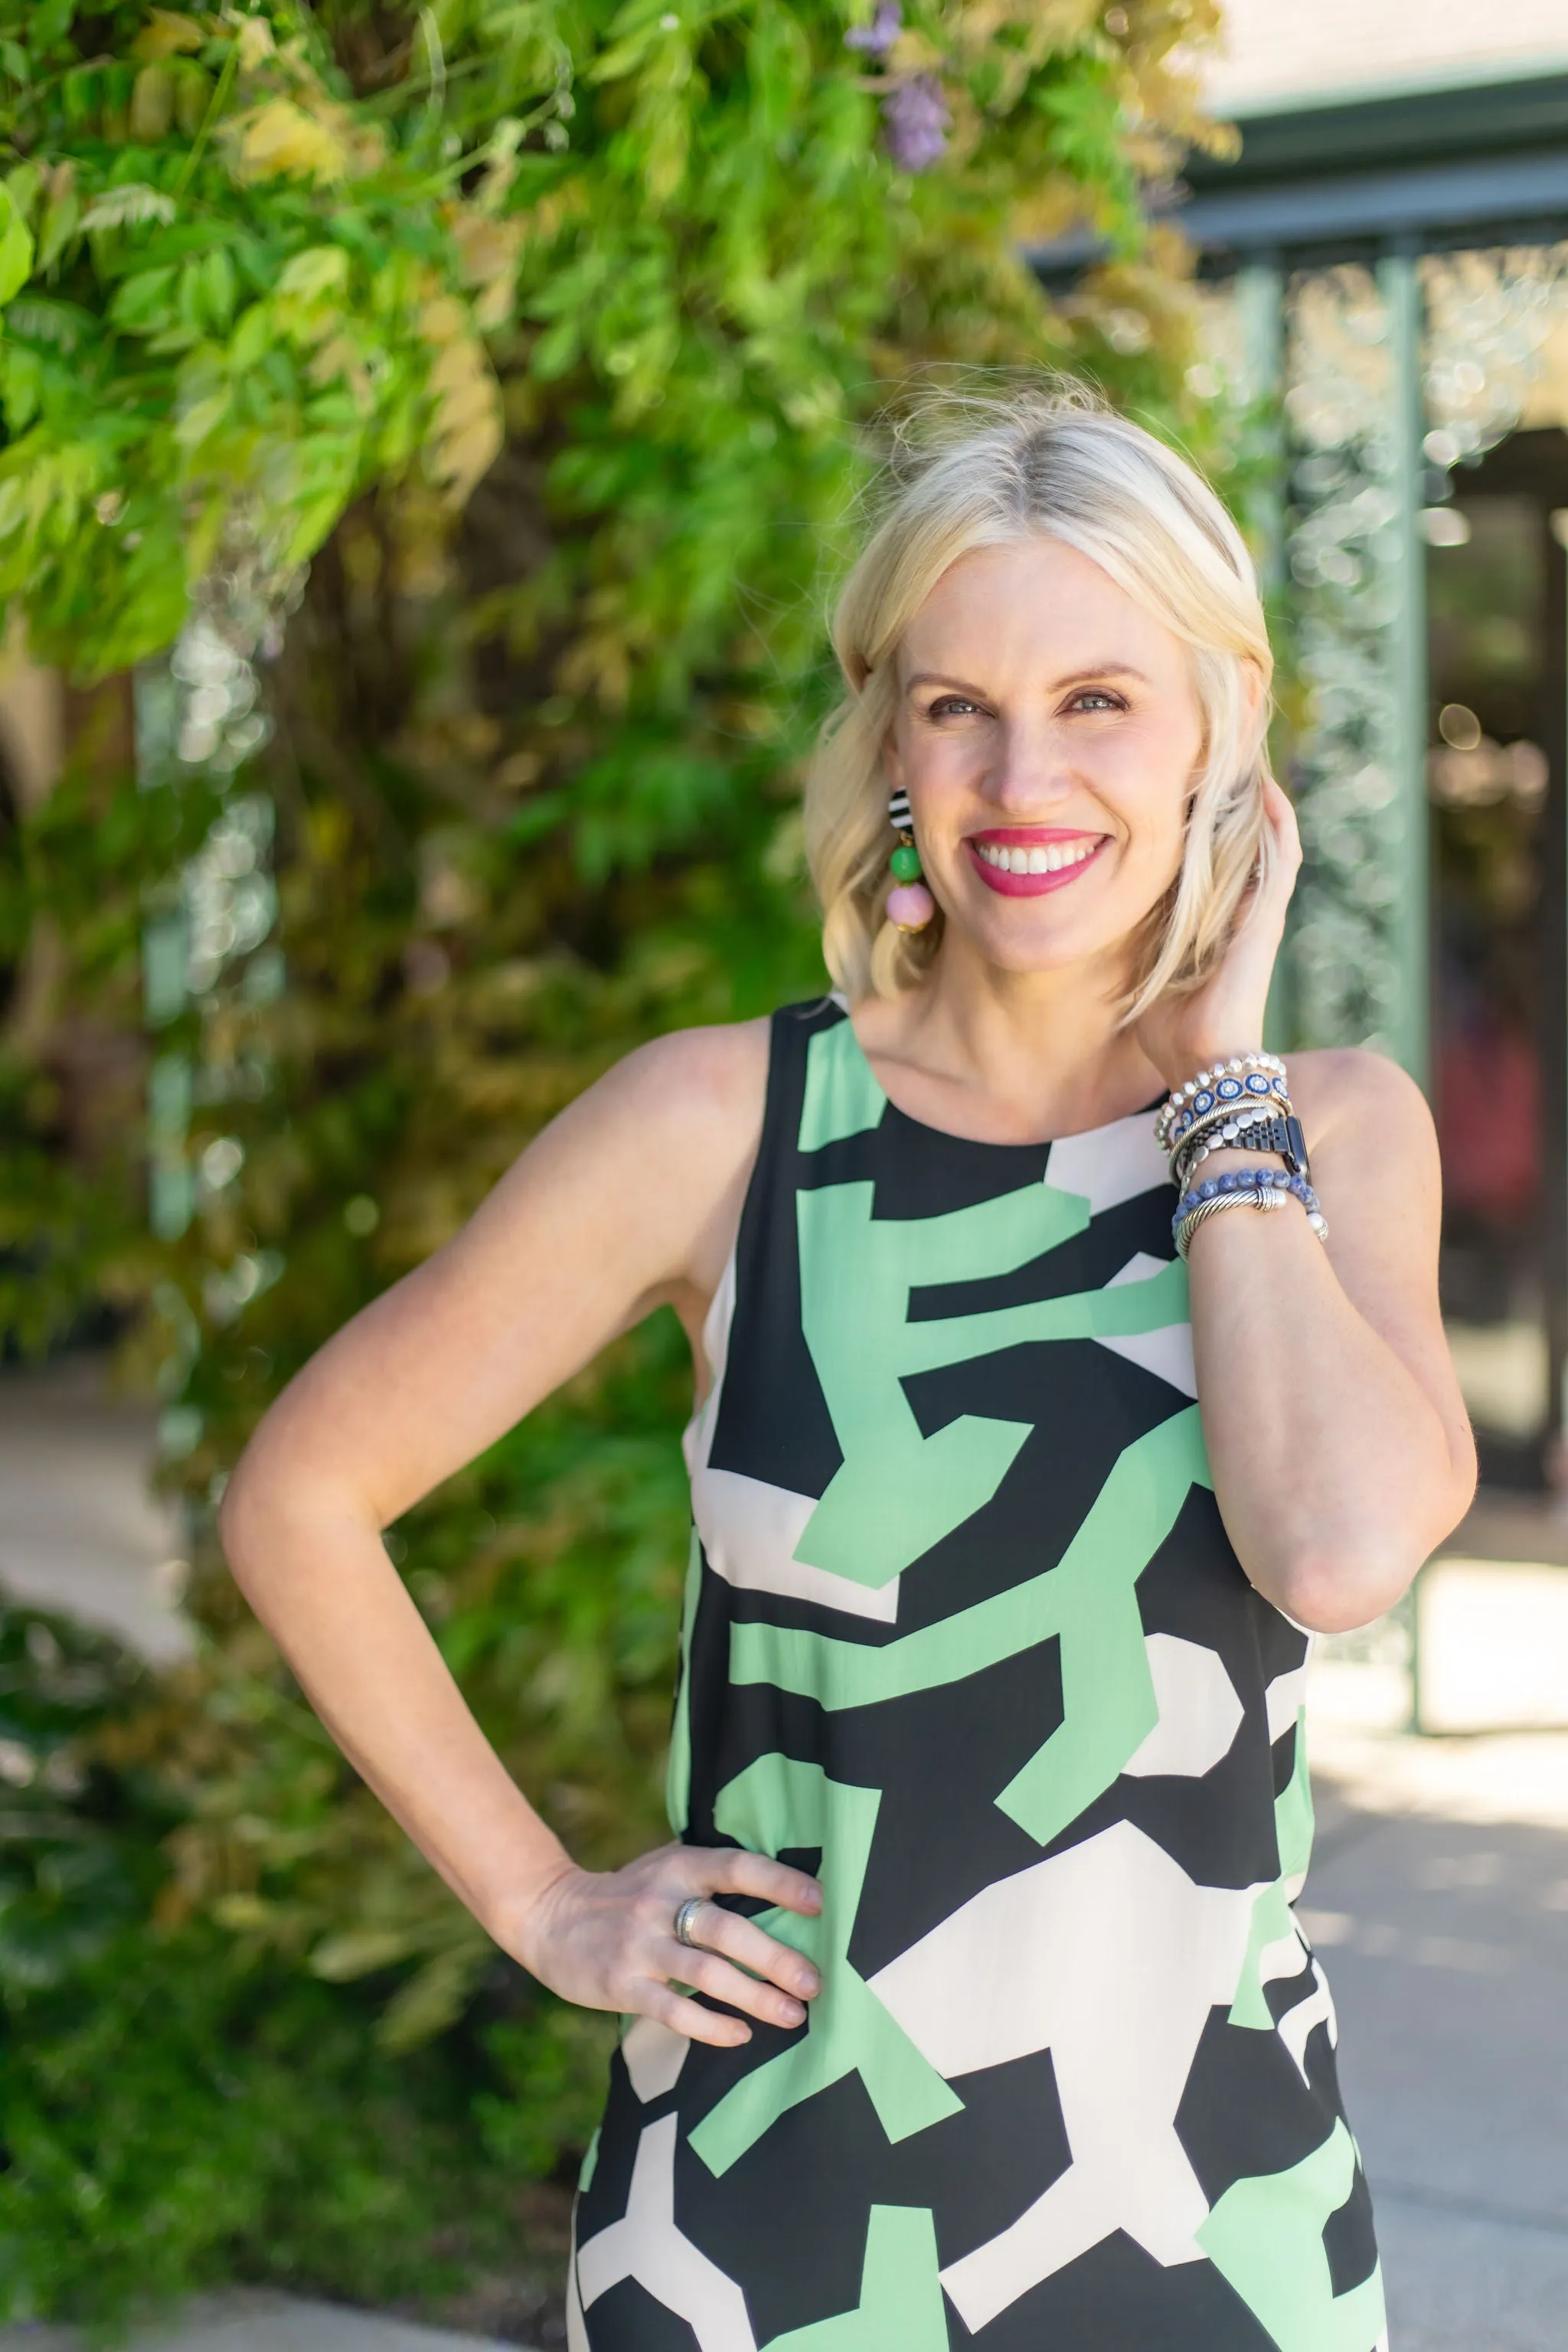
[856,929,1166,1145]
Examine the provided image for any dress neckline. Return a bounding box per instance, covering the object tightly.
[830,1000,1166,1154]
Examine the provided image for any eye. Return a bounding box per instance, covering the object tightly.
[1067,688,1125,714]
[926,694,983,720]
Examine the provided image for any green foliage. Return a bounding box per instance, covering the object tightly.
[0,752,223,1353]
[0,1597,165,1990]
[0,0,1239,2321]
[0,2,524,675]
[0,1585,603,2331]
[0,1,1227,680]
[0,1909,589,2330]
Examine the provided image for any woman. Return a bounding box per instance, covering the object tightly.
[222,389,1475,2350]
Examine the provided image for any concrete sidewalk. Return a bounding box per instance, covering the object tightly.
[0,1352,189,1661]
[1308,1736,1568,2350]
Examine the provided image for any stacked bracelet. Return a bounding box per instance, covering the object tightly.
[1154,1049,1321,1216]
[1155,1053,1288,1158]
[1171,1165,1328,1259]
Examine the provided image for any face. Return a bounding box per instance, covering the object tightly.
[886,536,1207,982]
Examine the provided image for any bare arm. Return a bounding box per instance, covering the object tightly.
[1137,780,1475,1632]
[220,1017,823,2048]
[1186,1047,1475,1630]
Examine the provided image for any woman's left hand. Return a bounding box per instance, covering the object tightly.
[1134,777,1302,1090]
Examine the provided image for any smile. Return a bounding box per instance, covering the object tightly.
[968,833,1107,897]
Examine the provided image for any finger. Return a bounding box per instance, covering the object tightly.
[654,1937,810,2031]
[683,1902,821,2001]
[1238,853,1289,938]
[642,1979,753,2049]
[702,1847,823,1916]
[1263,777,1302,874]
[1236,792,1298,941]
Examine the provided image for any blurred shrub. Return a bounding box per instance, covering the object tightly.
[0,1584,604,2330]
[0,1916,591,2330]
[0,1596,165,1991]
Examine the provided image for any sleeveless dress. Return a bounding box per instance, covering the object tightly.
[567,997,1388,2352]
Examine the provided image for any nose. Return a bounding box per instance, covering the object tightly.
[986,715,1077,815]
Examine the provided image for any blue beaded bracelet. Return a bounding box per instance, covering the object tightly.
[1172,1164,1328,1256]
[1173,1164,1321,1220]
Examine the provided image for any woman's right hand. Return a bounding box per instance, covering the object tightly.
[504,1841,825,2049]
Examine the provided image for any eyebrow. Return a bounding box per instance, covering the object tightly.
[904,664,1152,695]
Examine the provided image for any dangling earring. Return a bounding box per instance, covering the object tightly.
[885,786,935,933]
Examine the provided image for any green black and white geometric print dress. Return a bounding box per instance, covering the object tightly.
[567,996,1388,2352]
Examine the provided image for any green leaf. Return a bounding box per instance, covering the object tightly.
[172,389,228,447]
[108,265,177,335]
[0,474,30,539]
[29,0,75,47]
[276,243,351,304]
[4,163,41,224]
[36,174,81,273]
[309,1926,420,1981]
[227,301,271,371]
[375,1946,482,2052]
[0,184,34,308]
[0,344,42,430]
[81,185,177,234]
[4,297,89,352]
[200,245,236,331]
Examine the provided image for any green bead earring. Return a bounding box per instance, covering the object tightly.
[885,788,935,931]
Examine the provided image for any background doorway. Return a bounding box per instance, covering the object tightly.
[1429,427,1568,1488]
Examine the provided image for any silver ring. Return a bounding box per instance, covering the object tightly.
[673,1896,710,1950]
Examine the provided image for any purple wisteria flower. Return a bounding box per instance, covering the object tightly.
[882,70,949,172]
[844,2,901,57]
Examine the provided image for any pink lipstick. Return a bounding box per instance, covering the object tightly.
[968,829,1107,897]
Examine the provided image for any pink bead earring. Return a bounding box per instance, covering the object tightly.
[884,787,936,932]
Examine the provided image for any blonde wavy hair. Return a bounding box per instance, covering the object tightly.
[805,382,1274,1021]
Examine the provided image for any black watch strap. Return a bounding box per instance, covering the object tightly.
[1178,1109,1311,1181]
[1226,1112,1311,1178]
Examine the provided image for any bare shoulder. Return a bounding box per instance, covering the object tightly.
[521,1014,772,1298]
[580,1014,771,1160]
[612,1013,771,1100]
[550,1015,771,1318]
[1289,1045,1435,1163]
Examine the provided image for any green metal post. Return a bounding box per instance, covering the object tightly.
[1233,257,1287,598]
[1233,257,1295,1050]
[1380,241,1431,1729]
[135,665,194,1243]
[1377,242,1431,1091]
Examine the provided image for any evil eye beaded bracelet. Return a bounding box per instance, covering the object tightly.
[1155,1054,1289,1159]
[1172,1166,1329,1260]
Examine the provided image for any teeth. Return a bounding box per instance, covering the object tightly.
[976,838,1098,874]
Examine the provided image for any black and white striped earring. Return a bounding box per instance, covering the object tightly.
[885,787,935,932]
